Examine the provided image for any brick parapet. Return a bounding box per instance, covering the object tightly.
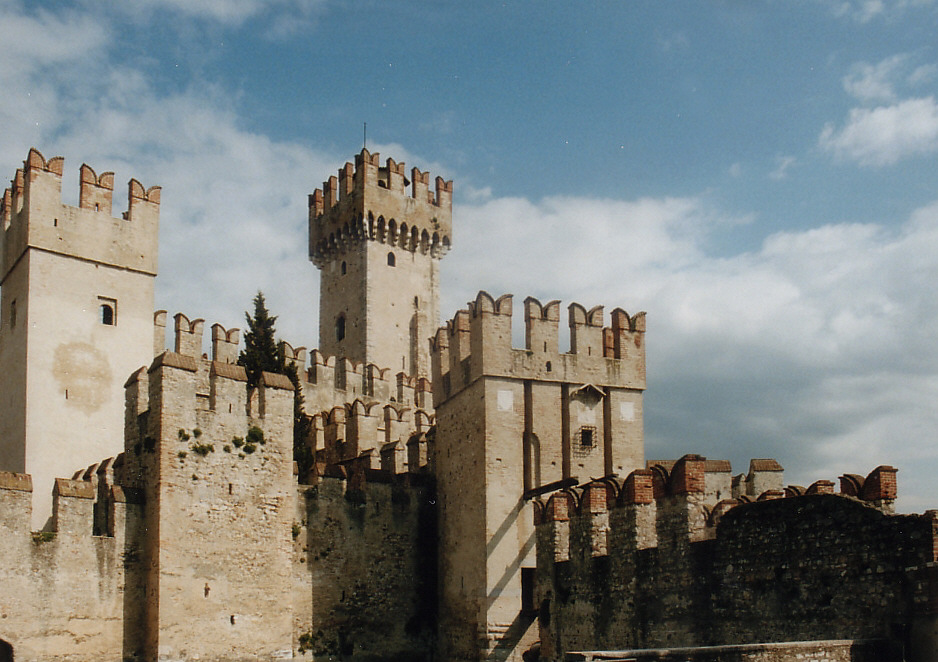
[309,148,452,267]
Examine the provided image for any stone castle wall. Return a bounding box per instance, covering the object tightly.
[535,456,938,662]
[0,309,439,662]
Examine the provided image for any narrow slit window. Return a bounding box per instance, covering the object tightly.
[341,261,347,275]
[335,314,346,341]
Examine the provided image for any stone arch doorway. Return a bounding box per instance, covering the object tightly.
[0,638,13,662]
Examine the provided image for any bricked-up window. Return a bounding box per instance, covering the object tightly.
[99,297,117,326]
[335,315,346,341]
[521,567,537,615]
[387,251,396,267]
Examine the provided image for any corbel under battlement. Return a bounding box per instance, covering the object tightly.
[308,149,453,267]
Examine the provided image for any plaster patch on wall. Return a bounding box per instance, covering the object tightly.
[620,402,635,421]
[52,342,112,414]
[497,390,513,412]
[578,408,597,425]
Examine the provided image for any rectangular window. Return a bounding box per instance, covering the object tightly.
[98,297,117,326]
[521,567,537,615]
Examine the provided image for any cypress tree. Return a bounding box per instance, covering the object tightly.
[239,291,281,388]
[239,291,314,477]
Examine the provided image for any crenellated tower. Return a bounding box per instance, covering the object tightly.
[0,148,159,527]
[431,291,646,661]
[309,148,452,379]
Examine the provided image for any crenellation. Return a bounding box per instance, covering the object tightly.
[1,187,11,228]
[1,149,160,282]
[153,309,167,354]
[525,296,561,355]
[51,477,95,535]
[309,148,452,267]
[211,323,240,363]
[433,293,646,406]
[173,312,205,357]
[79,163,114,214]
[568,303,605,360]
[3,145,934,662]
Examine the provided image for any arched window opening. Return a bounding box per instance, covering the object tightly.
[340,261,347,275]
[387,252,396,267]
[335,315,346,342]
[99,298,116,326]
[0,638,13,662]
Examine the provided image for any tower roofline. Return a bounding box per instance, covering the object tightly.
[308,148,452,267]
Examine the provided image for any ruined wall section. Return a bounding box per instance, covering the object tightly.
[310,149,452,378]
[0,148,159,528]
[535,461,938,661]
[431,291,646,662]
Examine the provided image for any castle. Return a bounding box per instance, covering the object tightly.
[0,147,937,662]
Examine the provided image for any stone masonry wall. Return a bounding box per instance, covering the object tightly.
[536,459,938,662]
[292,466,437,661]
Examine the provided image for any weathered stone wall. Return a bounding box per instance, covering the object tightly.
[536,461,938,662]
[0,471,142,662]
[293,468,437,661]
[564,639,900,662]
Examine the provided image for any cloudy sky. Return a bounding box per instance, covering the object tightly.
[2,0,938,510]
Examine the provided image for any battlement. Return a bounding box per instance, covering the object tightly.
[1,148,160,281]
[308,148,452,267]
[305,348,432,409]
[431,291,646,406]
[535,460,900,562]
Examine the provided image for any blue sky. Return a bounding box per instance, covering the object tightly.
[3,0,938,510]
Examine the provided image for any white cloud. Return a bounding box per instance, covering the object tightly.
[446,191,938,511]
[843,55,907,102]
[769,155,796,180]
[4,0,938,512]
[827,0,936,22]
[820,96,938,165]
[92,0,327,31]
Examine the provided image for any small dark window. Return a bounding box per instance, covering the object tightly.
[387,252,396,267]
[521,567,537,615]
[546,361,552,372]
[335,315,346,341]
[341,261,347,275]
[10,299,16,328]
[100,303,115,325]
[579,426,595,448]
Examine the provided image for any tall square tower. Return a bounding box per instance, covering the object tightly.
[0,149,159,527]
[309,149,452,378]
